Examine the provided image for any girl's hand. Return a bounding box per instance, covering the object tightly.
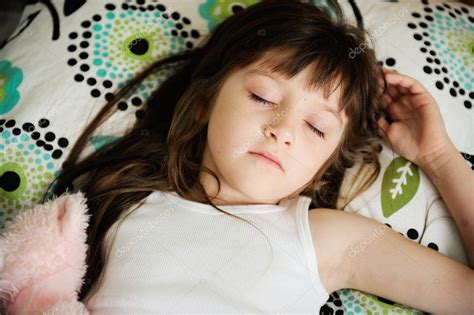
[376,69,452,168]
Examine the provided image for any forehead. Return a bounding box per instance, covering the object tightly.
[248,50,343,96]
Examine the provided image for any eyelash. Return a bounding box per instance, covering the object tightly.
[248,93,326,139]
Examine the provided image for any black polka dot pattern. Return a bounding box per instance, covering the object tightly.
[0,118,69,159]
[427,242,439,251]
[409,3,473,109]
[379,57,397,68]
[65,0,201,119]
[320,291,344,314]
[0,118,69,158]
[461,151,474,170]
[407,228,419,240]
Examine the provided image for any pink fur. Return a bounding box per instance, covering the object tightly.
[0,192,91,314]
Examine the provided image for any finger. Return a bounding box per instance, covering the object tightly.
[377,75,385,94]
[376,68,388,94]
[398,85,410,95]
[384,72,428,95]
[377,115,390,130]
[383,93,393,106]
[386,75,413,97]
[385,100,404,120]
[377,116,390,142]
[382,67,398,73]
[380,68,397,87]
[387,85,402,101]
[386,93,417,116]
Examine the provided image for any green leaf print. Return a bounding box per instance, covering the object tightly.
[381,157,420,218]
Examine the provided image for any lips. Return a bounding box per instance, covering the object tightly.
[249,151,283,171]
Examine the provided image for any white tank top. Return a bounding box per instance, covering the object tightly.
[86,190,329,314]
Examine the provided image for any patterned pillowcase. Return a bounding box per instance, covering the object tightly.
[330,0,473,314]
[0,0,209,226]
[339,0,472,261]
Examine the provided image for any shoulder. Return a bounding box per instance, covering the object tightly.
[307,208,384,293]
[309,208,474,313]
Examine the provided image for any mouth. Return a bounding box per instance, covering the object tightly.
[249,152,284,172]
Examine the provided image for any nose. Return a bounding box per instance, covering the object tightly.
[263,110,294,146]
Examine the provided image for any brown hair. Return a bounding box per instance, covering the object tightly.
[44,0,389,303]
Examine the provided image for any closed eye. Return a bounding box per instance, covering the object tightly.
[248,93,274,106]
[248,93,326,140]
[306,122,326,139]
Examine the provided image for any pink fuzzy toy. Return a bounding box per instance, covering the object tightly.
[0,192,91,314]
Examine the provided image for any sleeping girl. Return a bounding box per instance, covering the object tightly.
[45,0,474,313]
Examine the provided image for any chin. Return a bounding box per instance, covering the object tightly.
[239,188,283,204]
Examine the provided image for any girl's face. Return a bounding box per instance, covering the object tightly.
[199,60,348,206]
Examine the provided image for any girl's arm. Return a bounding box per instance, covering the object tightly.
[310,209,474,314]
[419,139,474,267]
[376,70,474,267]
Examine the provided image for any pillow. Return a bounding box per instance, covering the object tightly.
[0,0,472,314]
[330,0,473,314]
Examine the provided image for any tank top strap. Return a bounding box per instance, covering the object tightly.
[294,195,330,299]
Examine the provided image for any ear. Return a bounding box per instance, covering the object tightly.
[47,193,68,234]
[52,191,90,236]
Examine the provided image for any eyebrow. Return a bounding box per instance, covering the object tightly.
[246,68,343,126]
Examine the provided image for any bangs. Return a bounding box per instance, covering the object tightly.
[252,47,358,114]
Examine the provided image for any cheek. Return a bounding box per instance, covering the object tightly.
[289,147,329,181]
[207,102,257,159]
